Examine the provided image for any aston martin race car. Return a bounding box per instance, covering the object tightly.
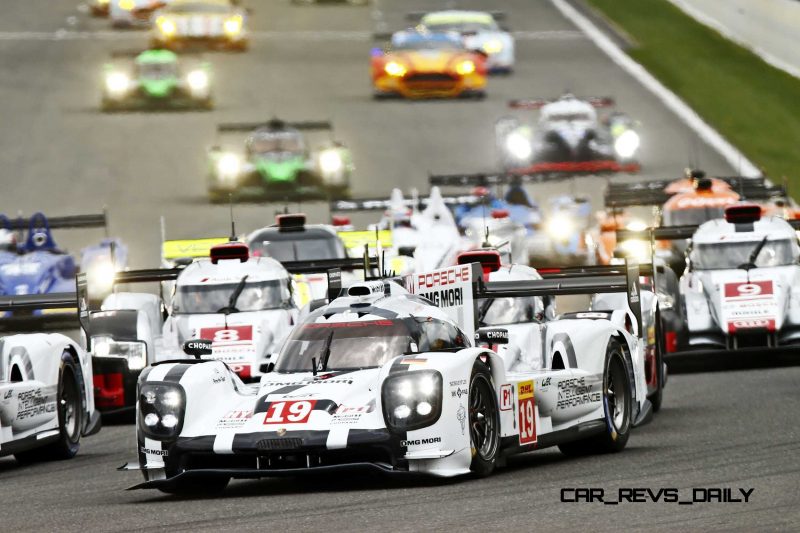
[0,212,127,325]
[412,10,514,73]
[123,257,650,493]
[151,0,248,51]
[496,93,641,174]
[207,119,352,202]
[620,204,800,364]
[0,294,101,462]
[101,49,213,111]
[110,0,168,28]
[371,29,487,99]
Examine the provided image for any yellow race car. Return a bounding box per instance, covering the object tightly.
[371,30,487,99]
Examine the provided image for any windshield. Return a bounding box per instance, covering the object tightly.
[692,239,798,270]
[252,238,345,262]
[166,3,230,14]
[663,206,726,226]
[250,135,304,154]
[393,38,462,51]
[275,318,468,372]
[137,61,177,79]
[424,21,495,32]
[480,297,542,325]
[547,112,592,122]
[172,279,290,314]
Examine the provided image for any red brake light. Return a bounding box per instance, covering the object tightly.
[724,203,761,224]
[491,209,509,219]
[210,242,249,264]
[331,215,351,227]
[457,250,501,277]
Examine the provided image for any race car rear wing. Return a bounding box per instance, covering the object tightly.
[428,171,581,187]
[604,176,786,208]
[0,292,79,331]
[616,225,698,242]
[162,237,230,264]
[282,256,379,275]
[2,212,108,231]
[509,96,615,109]
[330,194,486,213]
[217,120,332,133]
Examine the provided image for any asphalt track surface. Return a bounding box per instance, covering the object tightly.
[1,1,798,531]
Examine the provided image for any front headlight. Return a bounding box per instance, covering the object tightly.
[224,15,243,36]
[618,239,651,263]
[382,370,442,431]
[318,149,343,174]
[614,129,640,159]
[138,382,185,440]
[92,335,147,371]
[118,0,134,10]
[105,71,129,95]
[186,70,209,92]
[545,214,575,242]
[384,61,407,77]
[86,260,116,297]
[482,39,503,54]
[626,219,648,232]
[157,17,176,36]
[217,152,241,177]
[504,131,532,160]
[455,60,476,75]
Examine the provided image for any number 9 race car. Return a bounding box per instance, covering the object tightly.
[122,257,651,494]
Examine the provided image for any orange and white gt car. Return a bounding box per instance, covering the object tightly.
[371,30,487,99]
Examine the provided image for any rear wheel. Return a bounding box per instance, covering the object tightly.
[468,360,500,476]
[15,355,83,463]
[558,339,631,456]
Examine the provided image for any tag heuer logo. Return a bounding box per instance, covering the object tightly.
[277,428,287,436]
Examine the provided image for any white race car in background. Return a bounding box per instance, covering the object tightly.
[0,294,101,462]
[123,258,649,494]
[413,10,515,73]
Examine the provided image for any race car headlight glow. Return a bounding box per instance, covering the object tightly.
[86,260,116,297]
[118,0,134,10]
[614,129,640,159]
[217,153,241,177]
[105,71,129,95]
[319,149,343,175]
[618,239,651,264]
[157,17,176,36]
[224,15,243,36]
[482,40,503,54]
[382,370,442,432]
[187,70,209,93]
[504,132,533,160]
[545,213,575,242]
[92,335,147,371]
[626,219,648,232]
[455,60,476,75]
[138,383,185,440]
[384,61,407,77]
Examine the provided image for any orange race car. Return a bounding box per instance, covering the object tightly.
[597,170,789,271]
[371,29,487,99]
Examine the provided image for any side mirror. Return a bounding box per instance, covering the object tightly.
[183,339,213,359]
[474,327,509,346]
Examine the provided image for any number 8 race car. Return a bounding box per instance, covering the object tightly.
[122,259,650,494]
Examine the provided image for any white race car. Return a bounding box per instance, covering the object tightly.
[413,10,515,73]
[0,294,101,462]
[123,257,649,494]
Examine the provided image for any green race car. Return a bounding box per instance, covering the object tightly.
[207,119,353,203]
[101,49,213,111]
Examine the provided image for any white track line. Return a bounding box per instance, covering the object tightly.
[551,0,760,177]
[0,29,585,42]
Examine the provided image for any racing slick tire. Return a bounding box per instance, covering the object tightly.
[14,353,83,463]
[557,339,632,456]
[468,360,500,477]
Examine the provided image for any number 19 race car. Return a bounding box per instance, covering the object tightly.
[0,294,101,462]
[123,258,651,494]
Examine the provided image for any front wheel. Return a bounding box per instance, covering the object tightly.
[558,339,631,456]
[468,360,500,477]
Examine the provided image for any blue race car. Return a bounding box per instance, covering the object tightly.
[0,212,127,326]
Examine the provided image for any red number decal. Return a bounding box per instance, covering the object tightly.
[263,400,316,425]
[517,380,536,445]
